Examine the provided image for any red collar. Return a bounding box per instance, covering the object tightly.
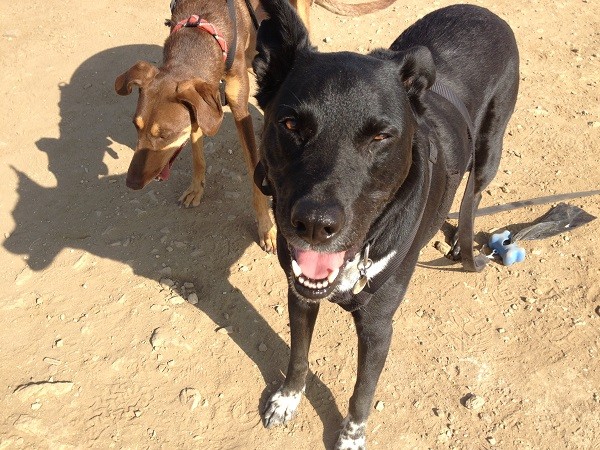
[170,15,227,62]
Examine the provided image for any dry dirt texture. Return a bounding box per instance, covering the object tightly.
[1,0,599,449]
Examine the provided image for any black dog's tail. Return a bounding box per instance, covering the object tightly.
[253,0,315,109]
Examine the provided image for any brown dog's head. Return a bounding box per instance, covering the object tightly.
[115,60,223,189]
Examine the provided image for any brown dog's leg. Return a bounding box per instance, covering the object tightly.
[225,71,276,253]
[178,126,206,207]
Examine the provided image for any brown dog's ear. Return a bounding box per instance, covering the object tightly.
[176,80,223,136]
[115,61,159,96]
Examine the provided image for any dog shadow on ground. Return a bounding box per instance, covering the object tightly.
[4,44,343,447]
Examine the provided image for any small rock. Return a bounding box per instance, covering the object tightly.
[497,328,506,334]
[43,357,61,366]
[31,401,41,411]
[487,436,497,445]
[530,106,549,116]
[54,339,64,348]
[187,293,199,305]
[217,326,233,334]
[150,328,166,349]
[14,381,74,401]
[3,30,21,39]
[159,266,172,276]
[258,343,268,352]
[183,282,195,289]
[133,409,141,417]
[13,415,48,435]
[160,278,175,288]
[169,295,186,305]
[323,36,332,43]
[274,305,285,315]
[463,393,485,410]
[595,305,600,317]
[375,401,384,411]
[434,240,452,255]
[588,121,600,128]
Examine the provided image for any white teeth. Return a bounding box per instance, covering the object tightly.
[327,269,339,283]
[293,259,340,291]
[291,259,302,277]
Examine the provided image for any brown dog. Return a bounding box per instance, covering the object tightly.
[115,0,276,252]
[114,0,395,253]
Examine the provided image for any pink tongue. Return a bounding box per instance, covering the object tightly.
[157,147,183,181]
[158,164,171,181]
[295,249,346,280]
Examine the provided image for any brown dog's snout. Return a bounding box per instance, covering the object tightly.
[291,199,345,245]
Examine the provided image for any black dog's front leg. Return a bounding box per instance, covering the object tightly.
[263,291,320,428]
[335,309,394,450]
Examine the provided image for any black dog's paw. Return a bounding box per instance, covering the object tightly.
[262,387,303,428]
[334,417,367,450]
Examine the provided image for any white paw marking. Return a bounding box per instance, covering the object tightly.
[263,387,304,428]
[335,418,367,450]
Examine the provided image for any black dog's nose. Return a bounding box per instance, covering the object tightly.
[291,199,345,245]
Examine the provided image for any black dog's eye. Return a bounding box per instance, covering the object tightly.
[281,118,298,132]
[373,133,391,142]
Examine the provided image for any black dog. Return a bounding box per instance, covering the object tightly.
[253,2,519,448]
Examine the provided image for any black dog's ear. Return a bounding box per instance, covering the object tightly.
[395,46,436,114]
[252,0,313,109]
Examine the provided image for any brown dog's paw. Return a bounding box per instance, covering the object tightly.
[178,180,205,208]
[259,224,277,254]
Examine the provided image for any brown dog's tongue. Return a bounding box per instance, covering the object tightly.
[157,163,172,181]
[295,249,346,280]
[157,147,183,181]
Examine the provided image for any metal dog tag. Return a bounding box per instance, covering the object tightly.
[352,244,372,295]
[352,275,369,294]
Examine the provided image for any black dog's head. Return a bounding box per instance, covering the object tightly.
[254,1,435,302]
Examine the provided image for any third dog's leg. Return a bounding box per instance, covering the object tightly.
[225,71,277,253]
[290,0,311,33]
[263,293,320,428]
[336,309,394,450]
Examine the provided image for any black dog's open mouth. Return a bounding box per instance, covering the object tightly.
[290,246,348,300]
[155,140,188,182]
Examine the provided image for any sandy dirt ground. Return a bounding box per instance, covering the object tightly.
[1,0,599,448]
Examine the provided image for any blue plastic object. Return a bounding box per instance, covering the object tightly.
[489,230,526,266]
